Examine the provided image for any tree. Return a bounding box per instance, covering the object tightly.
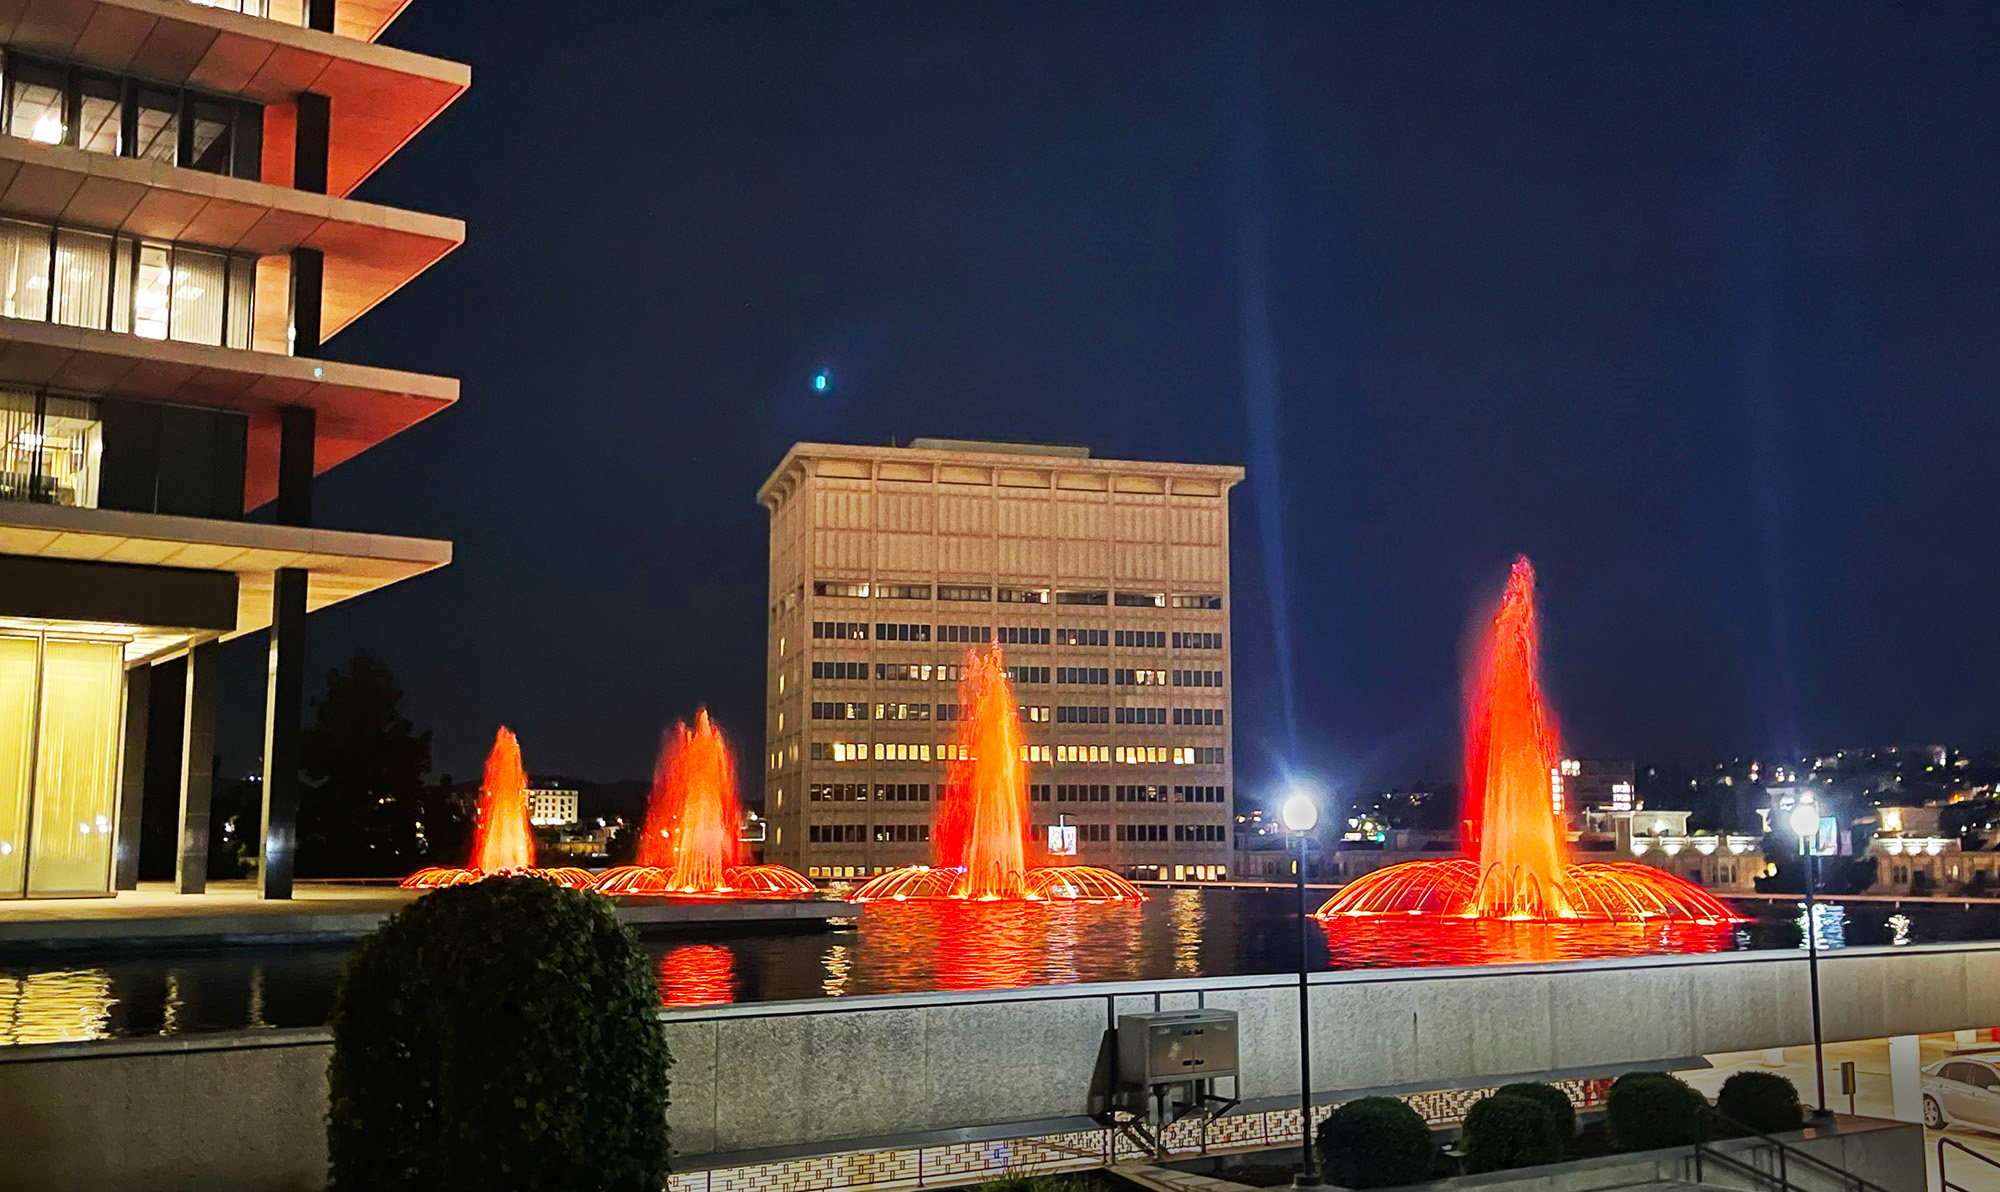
[297,651,458,877]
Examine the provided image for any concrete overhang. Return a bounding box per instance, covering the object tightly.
[0,137,463,341]
[0,317,455,507]
[0,0,468,196]
[0,500,450,650]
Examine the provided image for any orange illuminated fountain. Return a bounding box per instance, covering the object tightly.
[1316,557,1744,924]
[851,646,1145,902]
[403,728,595,889]
[592,710,814,896]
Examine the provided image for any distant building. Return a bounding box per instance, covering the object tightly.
[528,788,579,828]
[1553,758,1634,821]
[759,440,1243,883]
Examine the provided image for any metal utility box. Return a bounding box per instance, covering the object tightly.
[1117,1010,1239,1087]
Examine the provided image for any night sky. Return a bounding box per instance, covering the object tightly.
[215,2,2000,805]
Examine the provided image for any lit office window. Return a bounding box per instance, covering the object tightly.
[7,59,64,144]
[0,390,100,507]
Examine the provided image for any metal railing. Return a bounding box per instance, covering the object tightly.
[1692,1109,1895,1192]
[1938,1136,2000,1192]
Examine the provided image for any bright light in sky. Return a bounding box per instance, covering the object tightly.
[814,371,829,391]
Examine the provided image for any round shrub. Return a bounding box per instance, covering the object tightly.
[1461,1093,1562,1173]
[1494,1081,1577,1140]
[327,876,672,1191]
[1317,1096,1436,1188]
[1716,1071,1806,1135]
[1605,1071,1707,1152]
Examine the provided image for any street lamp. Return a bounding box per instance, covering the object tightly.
[1788,803,1832,1120]
[1281,791,1324,1189]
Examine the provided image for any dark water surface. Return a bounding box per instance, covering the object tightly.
[0,888,1983,1045]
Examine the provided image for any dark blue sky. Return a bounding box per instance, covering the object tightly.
[217,1,2000,803]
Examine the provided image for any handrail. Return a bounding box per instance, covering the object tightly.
[1691,1107,1896,1192]
[1938,1136,2000,1192]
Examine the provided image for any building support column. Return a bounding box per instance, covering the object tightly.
[1889,1034,1921,1123]
[113,664,151,891]
[259,569,307,900]
[176,641,220,895]
[288,248,324,359]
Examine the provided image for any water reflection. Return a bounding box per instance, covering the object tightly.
[1794,901,1847,951]
[1317,917,1739,968]
[20,889,2000,1043]
[658,945,735,1006]
[0,969,115,1045]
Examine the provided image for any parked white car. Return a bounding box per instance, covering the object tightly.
[1922,1057,2000,1130]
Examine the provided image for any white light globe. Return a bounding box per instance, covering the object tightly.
[1789,805,1820,839]
[1280,793,1319,833]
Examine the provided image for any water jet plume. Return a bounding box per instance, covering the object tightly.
[1317,558,1743,925]
[402,727,593,889]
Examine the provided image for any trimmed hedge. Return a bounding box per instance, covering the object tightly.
[1461,1093,1562,1173]
[1605,1071,1707,1152]
[1493,1081,1577,1141]
[1716,1071,1806,1135]
[327,876,672,1190]
[1317,1096,1436,1188]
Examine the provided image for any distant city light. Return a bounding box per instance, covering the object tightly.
[814,371,830,391]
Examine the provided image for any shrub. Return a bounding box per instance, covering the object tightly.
[975,1178,1106,1191]
[1716,1071,1806,1135]
[1494,1081,1577,1141]
[1317,1096,1436,1188]
[327,876,672,1191]
[1461,1093,1563,1173]
[1605,1071,1707,1152]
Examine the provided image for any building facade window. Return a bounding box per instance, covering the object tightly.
[1115,591,1165,608]
[0,389,98,507]
[1116,706,1166,725]
[1007,666,1049,685]
[810,701,868,720]
[1056,784,1109,803]
[1174,825,1226,842]
[1114,630,1165,648]
[0,217,254,348]
[1115,668,1168,686]
[876,583,930,599]
[872,742,931,761]
[1115,746,1168,764]
[814,580,869,597]
[811,660,867,680]
[812,621,869,640]
[1115,784,1167,802]
[1175,785,1226,803]
[1055,667,1108,685]
[1172,708,1224,726]
[1171,594,1224,609]
[1054,705,1108,723]
[1018,705,1049,723]
[937,624,990,642]
[1054,589,1107,605]
[808,824,866,844]
[1171,670,1224,688]
[873,702,930,721]
[997,586,1048,604]
[872,824,931,843]
[1172,632,1223,650]
[1055,628,1107,646]
[873,783,930,802]
[1117,824,1168,842]
[874,622,931,642]
[996,626,1050,645]
[1172,746,1226,765]
[1054,744,1108,763]
[3,54,263,181]
[938,585,991,602]
[810,740,868,762]
[808,783,867,801]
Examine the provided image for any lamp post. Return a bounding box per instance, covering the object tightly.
[1281,792,1324,1189]
[1789,803,1832,1120]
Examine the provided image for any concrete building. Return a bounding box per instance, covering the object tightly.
[0,2,462,898]
[758,439,1243,882]
[1554,757,1634,822]
[527,787,579,827]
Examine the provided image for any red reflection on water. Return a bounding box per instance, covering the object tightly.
[659,945,735,1006]
[855,900,1144,992]
[1319,916,1738,969]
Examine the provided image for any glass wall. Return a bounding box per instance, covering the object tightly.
[0,390,100,507]
[0,217,255,349]
[0,636,34,896]
[0,634,122,899]
[1,53,262,181]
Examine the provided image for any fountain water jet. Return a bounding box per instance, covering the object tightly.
[591,710,813,896]
[1317,558,1744,925]
[851,646,1144,903]
[403,727,594,889]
